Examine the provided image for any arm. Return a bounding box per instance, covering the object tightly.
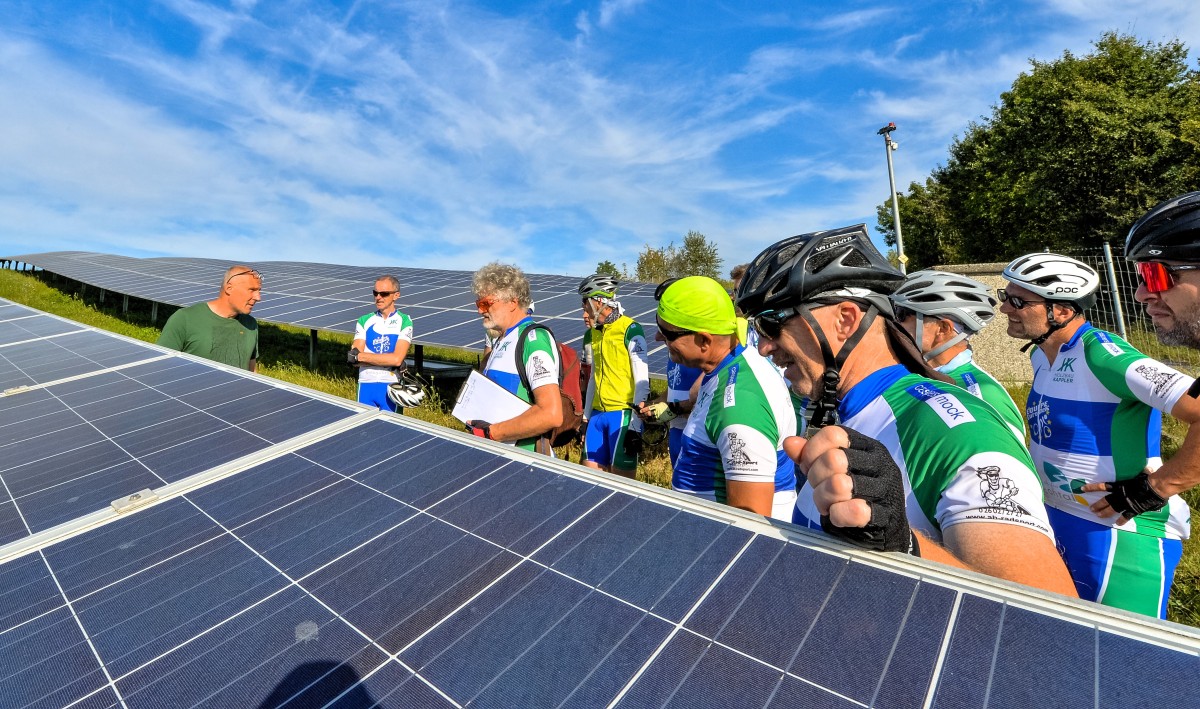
[353,340,411,368]
[939,523,1077,596]
[156,311,186,351]
[489,382,563,442]
[584,369,596,418]
[726,481,775,517]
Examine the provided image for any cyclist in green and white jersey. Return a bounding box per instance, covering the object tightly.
[736,224,1077,596]
[1003,250,1200,617]
[891,270,1025,441]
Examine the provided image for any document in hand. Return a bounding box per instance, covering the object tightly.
[452,370,531,425]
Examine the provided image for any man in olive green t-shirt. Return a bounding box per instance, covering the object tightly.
[157,265,263,371]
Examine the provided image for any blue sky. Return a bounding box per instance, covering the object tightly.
[1,1,1197,277]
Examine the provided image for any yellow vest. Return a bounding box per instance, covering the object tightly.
[593,315,643,411]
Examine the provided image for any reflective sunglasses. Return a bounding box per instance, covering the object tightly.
[372,290,397,298]
[475,297,498,312]
[996,288,1046,310]
[1135,261,1200,294]
[226,269,263,284]
[749,307,800,340]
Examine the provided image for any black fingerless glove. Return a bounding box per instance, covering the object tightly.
[347,347,360,365]
[466,420,493,440]
[1103,472,1167,519]
[819,427,918,556]
[623,429,643,457]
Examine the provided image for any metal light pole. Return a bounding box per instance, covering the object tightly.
[878,122,906,273]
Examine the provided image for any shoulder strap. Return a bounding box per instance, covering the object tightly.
[514,323,564,394]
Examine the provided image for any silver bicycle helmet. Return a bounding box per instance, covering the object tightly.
[386,368,427,409]
[891,270,998,361]
[578,274,619,299]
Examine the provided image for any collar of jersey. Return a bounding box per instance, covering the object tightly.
[839,364,909,421]
[702,343,746,385]
[1060,321,1093,352]
[375,307,398,318]
[503,316,534,337]
[937,349,974,374]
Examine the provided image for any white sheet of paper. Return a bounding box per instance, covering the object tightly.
[452,370,531,424]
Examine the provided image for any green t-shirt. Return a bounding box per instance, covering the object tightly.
[157,302,259,370]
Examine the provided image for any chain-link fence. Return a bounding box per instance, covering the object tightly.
[1063,244,1200,376]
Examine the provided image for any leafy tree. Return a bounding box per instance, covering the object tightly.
[594,260,622,278]
[877,33,1200,265]
[635,231,723,281]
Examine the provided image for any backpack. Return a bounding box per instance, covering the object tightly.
[515,323,584,449]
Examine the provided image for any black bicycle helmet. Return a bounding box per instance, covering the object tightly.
[735,223,903,317]
[1125,191,1200,262]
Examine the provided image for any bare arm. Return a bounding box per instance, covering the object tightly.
[489,383,564,443]
[726,480,775,517]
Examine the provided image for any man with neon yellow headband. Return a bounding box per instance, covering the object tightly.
[654,276,797,520]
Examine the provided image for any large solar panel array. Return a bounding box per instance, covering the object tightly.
[2,298,1198,708]
[3,251,672,376]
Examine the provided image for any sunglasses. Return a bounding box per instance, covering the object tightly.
[373,290,397,298]
[1135,261,1200,294]
[654,277,680,301]
[475,297,498,312]
[996,288,1046,310]
[749,307,800,340]
[226,269,263,284]
[655,319,694,342]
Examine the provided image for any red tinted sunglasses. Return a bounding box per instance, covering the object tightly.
[1135,261,1200,294]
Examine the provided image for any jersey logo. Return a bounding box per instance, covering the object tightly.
[1056,358,1075,372]
[723,364,739,408]
[960,372,981,396]
[725,432,754,466]
[371,334,392,353]
[1134,363,1180,398]
[1094,331,1124,356]
[1025,399,1051,441]
[976,466,1030,515]
[905,383,976,428]
[530,356,552,379]
[1042,462,1089,507]
[630,338,646,355]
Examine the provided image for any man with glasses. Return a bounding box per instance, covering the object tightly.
[891,270,1025,441]
[736,225,1076,595]
[348,275,414,412]
[157,265,262,371]
[470,262,563,453]
[578,274,649,479]
[648,276,796,520]
[1002,251,1200,617]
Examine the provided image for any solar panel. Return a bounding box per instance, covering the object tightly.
[2,299,1198,708]
[4,252,672,376]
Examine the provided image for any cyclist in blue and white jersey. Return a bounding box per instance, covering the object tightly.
[349,275,414,412]
[467,263,563,453]
[1003,252,1200,617]
[648,276,797,520]
[736,225,1076,596]
[891,270,1026,441]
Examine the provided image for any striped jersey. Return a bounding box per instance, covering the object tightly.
[938,350,1026,442]
[666,359,702,431]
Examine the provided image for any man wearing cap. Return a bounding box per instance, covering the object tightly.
[158,264,262,371]
[648,276,797,520]
[1002,251,1200,617]
[736,225,1076,595]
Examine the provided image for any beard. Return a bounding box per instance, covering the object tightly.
[1154,300,1200,348]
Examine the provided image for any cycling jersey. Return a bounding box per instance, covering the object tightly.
[795,365,1053,541]
[586,315,650,417]
[1027,323,1192,538]
[354,309,414,384]
[666,359,704,467]
[938,350,1026,442]
[482,317,560,452]
[673,345,798,521]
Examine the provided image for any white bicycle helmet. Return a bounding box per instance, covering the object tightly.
[578,274,619,299]
[1001,253,1099,311]
[386,369,427,409]
[891,270,998,361]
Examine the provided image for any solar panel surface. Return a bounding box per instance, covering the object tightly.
[4,252,672,376]
[2,298,1198,709]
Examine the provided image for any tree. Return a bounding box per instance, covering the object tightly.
[634,231,723,281]
[877,33,1200,265]
[594,260,621,277]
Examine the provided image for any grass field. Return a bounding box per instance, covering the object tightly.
[3,268,1196,626]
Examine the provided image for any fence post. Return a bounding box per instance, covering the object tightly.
[1102,242,1128,340]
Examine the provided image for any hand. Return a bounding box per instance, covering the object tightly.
[465,420,493,440]
[784,426,917,555]
[347,347,360,366]
[623,429,643,457]
[1081,472,1167,524]
[638,401,675,424]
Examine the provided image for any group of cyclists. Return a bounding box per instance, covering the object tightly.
[348,191,1200,621]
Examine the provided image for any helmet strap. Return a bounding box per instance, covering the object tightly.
[1020,305,1079,353]
[924,330,969,362]
[800,303,879,429]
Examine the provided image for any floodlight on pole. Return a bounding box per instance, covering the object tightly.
[878,122,907,274]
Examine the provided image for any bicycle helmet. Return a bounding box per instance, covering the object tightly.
[736,224,933,428]
[578,274,619,299]
[1002,253,1099,352]
[1125,191,1200,262]
[386,368,427,409]
[1002,253,1099,311]
[891,270,998,362]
